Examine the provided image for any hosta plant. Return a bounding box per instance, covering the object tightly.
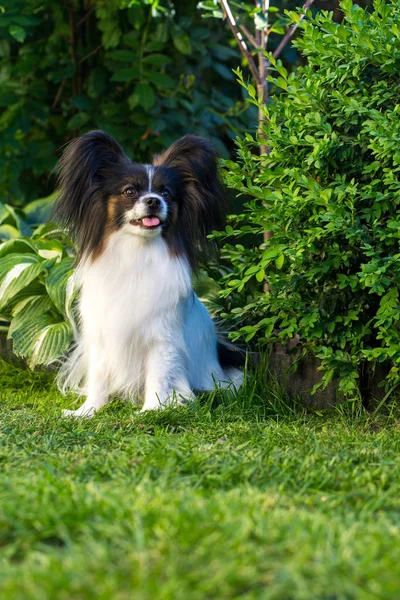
[216,0,400,399]
[0,224,76,368]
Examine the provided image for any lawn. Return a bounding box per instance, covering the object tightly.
[1,359,400,599]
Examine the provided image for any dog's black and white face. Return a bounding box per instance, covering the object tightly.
[54,131,225,267]
[105,164,180,239]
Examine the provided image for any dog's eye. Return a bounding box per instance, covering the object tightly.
[124,187,137,199]
[161,189,170,199]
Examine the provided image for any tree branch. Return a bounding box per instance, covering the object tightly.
[238,23,258,48]
[67,0,78,96]
[80,43,102,64]
[259,0,270,98]
[254,0,261,46]
[272,0,315,60]
[52,77,66,108]
[219,0,261,87]
[76,5,95,28]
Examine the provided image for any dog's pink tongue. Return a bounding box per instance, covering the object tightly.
[142,217,160,227]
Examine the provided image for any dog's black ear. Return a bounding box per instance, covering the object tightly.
[53,130,128,257]
[154,135,225,268]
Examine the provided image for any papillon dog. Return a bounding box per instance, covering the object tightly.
[54,130,244,417]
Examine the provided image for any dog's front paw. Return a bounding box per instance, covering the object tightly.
[140,400,162,413]
[141,389,195,412]
[62,406,97,418]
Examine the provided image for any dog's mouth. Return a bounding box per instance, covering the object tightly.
[130,216,163,229]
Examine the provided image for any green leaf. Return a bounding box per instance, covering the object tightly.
[153,21,168,44]
[35,240,65,260]
[9,25,26,43]
[88,68,107,97]
[275,254,285,269]
[145,71,175,89]
[0,254,39,282]
[71,95,95,111]
[247,84,256,98]
[29,321,73,367]
[67,112,90,130]
[111,68,140,82]
[126,5,145,28]
[32,222,64,240]
[214,63,234,80]
[110,50,138,61]
[172,33,191,55]
[142,54,172,66]
[276,77,288,90]
[0,281,46,320]
[254,13,268,31]
[9,295,55,336]
[24,192,57,226]
[0,203,9,225]
[101,28,121,50]
[4,205,32,237]
[0,238,37,259]
[131,82,155,111]
[45,258,75,316]
[10,315,54,359]
[0,225,21,240]
[256,269,265,282]
[0,256,54,312]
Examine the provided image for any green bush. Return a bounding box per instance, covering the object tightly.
[217,0,400,398]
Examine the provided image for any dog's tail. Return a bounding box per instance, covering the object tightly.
[217,339,246,370]
[217,338,260,389]
[216,338,246,389]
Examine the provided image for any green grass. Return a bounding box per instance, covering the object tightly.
[1,360,400,599]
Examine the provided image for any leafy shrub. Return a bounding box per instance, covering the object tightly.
[217,0,400,398]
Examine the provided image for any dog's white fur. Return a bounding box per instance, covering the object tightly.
[61,227,243,417]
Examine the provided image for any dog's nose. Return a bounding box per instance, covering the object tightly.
[145,197,161,209]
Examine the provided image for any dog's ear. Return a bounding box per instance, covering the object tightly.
[53,130,129,256]
[154,135,225,268]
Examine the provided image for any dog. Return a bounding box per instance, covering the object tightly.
[54,130,244,417]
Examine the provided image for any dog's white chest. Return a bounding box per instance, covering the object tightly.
[79,233,192,336]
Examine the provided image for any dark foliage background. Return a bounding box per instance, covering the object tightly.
[0,0,372,207]
[0,0,254,206]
